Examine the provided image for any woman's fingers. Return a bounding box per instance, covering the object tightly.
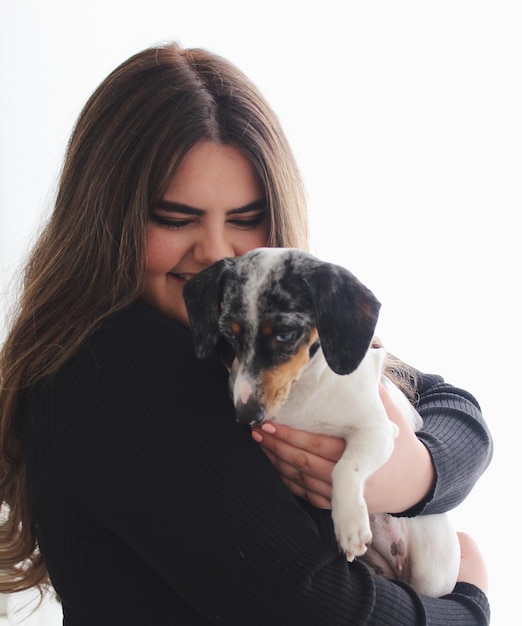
[251,422,345,507]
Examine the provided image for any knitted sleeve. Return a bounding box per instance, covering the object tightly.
[28,303,490,625]
[407,371,493,516]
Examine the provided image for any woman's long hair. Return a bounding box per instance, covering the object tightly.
[0,42,309,592]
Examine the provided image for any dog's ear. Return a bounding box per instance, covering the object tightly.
[183,258,234,359]
[303,263,381,375]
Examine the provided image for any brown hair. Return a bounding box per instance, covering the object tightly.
[0,42,308,592]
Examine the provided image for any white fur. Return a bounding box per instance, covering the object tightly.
[231,345,460,596]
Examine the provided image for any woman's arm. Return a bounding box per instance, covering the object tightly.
[413,371,493,514]
[253,369,492,516]
[42,308,489,624]
[252,383,434,513]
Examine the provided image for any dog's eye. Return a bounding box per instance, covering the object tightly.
[223,330,238,343]
[222,321,242,344]
[275,331,296,343]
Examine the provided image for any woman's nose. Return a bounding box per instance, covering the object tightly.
[192,229,235,266]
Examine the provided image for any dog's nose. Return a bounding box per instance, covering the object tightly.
[235,398,265,427]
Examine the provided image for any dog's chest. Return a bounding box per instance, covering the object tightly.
[268,349,387,436]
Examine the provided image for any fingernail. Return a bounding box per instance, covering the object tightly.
[261,423,276,434]
[251,430,263,443]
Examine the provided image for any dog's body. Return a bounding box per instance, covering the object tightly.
[183,248,460,597]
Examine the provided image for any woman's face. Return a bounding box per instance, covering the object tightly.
[143,141,269,326]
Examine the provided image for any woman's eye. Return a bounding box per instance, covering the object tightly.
[150,215,192,229]
[228,211,266,230]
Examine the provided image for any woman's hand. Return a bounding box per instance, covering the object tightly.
[251,421,343,508]
[456,532,489,594]
[251,383,436,514]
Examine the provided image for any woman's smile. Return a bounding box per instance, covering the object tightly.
[142,141,269,326]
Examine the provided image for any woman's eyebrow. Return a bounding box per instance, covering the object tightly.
[227,199,266,215]
[152,201,203,215]
[152,199,266,215]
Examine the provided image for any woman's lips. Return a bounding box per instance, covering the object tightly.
[168,272,196,284]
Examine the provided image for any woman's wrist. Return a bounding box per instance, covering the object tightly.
[364,385,436,515]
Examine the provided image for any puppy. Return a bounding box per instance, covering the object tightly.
[183,247,460,597]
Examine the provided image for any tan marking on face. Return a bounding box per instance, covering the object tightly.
[259,328,319,412]
[231,321,242,336]
[261,322,273,337]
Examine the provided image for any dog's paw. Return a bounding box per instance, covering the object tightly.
[333,506,372,562]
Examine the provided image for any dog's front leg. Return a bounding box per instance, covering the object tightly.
[332,422,397,561]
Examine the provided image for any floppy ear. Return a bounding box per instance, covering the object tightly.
[303,262,381,375]
[182,258,234,359]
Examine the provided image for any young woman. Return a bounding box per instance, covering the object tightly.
[0,42,491,625]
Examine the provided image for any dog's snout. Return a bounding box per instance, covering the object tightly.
[235,397,266,427]
[232,372,266,426]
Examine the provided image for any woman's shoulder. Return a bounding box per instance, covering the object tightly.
[94,301,192,349]
[30,301,228,417]
[60,301,203,385]
[85,301,228,380]
[101,300,185,332]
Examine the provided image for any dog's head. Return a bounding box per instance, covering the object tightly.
[183,248,381,425]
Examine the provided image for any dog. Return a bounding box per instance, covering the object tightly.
[183,247,460,597]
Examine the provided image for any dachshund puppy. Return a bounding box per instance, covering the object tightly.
[183,248,460,596]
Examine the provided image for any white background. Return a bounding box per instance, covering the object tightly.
[1,2,520,625]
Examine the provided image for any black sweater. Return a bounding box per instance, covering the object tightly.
[24,302,492,625]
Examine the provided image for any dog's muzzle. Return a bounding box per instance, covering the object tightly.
[232,370,267,426]
[235,397,266,427]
